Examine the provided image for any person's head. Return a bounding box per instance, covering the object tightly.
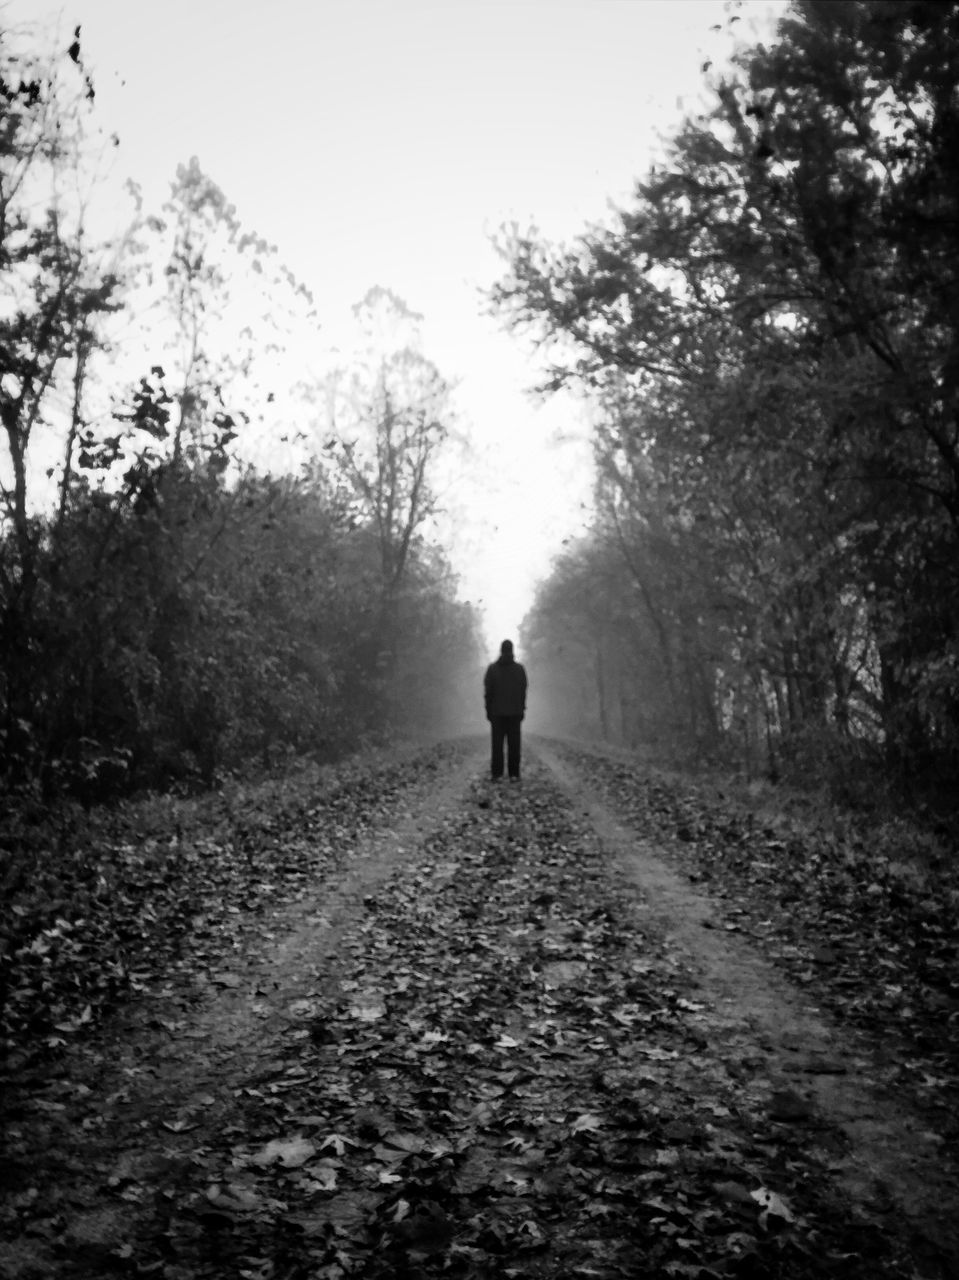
[500,639,514,659]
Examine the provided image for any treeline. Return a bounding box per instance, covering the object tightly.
[497,1,959,806]
[1,28,481,802]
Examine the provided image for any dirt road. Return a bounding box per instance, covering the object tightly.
[2,738,957,1278]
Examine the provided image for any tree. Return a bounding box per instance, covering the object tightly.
[321,288,455,718]
[326,289,451,591]
[522,537,634,742]
[0,31,477,800]
[495,1,959,796]
[127,156,316,466]
[0,23,119,777]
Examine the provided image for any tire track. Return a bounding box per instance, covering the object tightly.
[4,742,955,1278]
[0,743,484,1280]
[535,739,959,1272]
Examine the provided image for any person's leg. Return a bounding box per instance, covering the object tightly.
[506,716,521,779]
[490,717,505,778]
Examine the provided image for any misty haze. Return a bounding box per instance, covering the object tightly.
[3,2,959,1276]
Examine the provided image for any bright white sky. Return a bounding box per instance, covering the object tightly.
[10,0,784,651]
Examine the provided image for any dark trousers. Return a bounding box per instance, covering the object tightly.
[490,715,522,778]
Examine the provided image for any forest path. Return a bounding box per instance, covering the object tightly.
[536,741,959,1273]
[2,738,957,1279]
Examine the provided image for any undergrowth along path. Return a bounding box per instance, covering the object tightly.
[1,737,957,1278]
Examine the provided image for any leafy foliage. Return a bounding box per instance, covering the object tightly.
[498,0,959,805]
[0,26,482,802]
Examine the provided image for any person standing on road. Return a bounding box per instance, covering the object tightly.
[484,639,528,781]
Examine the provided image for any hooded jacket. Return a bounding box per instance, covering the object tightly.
[484,653,528,718]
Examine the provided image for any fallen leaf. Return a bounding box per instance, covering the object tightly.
[206,1182,262,1212]
[250,1135,317,1168]
[348,993,387,1021]
[211,972,242,988]
[751,1186,795,1226]
[320,1132,358,1156]
[302,1160,339,1191]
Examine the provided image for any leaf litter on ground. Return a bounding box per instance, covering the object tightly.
[1,740,956,1278]
[543,740,959,1121]
[0,744,458,1067]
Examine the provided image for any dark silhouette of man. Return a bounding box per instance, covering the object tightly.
[484,639,528,781]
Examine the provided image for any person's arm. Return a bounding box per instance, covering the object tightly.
[483,666,493,720]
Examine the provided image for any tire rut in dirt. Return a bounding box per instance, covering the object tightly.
[0,741,480,1280]
[535,740,959,1275]
[145,760,924,1280]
